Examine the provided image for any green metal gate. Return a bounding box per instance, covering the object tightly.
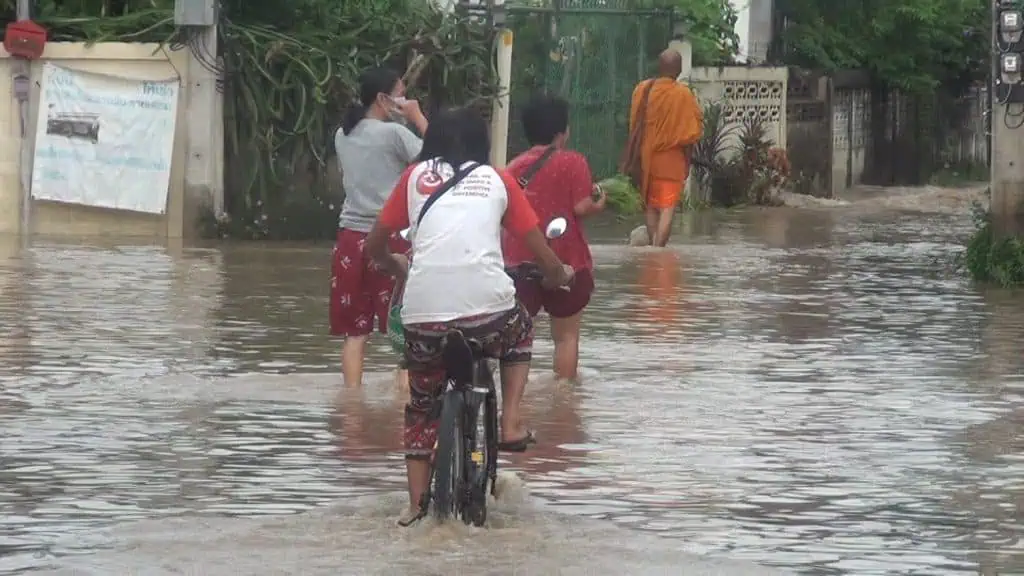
[505,0,673,178]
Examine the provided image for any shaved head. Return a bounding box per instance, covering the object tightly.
[657,49,682,79]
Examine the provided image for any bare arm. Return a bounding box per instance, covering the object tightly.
[367,166,414,277]
[573,184,606,218]
[410,110,428,135]
[565,152,605,219]
[521,227,572,285]
[399,99,428,137]
[366,221,407,278]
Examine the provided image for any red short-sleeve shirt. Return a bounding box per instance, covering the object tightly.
[501,146,595,271]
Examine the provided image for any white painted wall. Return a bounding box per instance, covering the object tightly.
[730,0,772,63]
[730,0,752,62]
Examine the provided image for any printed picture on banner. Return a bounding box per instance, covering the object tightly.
[45,104,101,144]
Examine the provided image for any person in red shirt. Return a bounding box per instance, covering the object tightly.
[502,95,607,380]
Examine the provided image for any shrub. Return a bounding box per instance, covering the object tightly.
[963,201,1024,287]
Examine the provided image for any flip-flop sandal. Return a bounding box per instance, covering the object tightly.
[397,508,427,527]
[498,430,537,452]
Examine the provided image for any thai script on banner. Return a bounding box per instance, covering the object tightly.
[30,63,180,215]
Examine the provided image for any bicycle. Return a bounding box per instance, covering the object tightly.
[397,217,568,527]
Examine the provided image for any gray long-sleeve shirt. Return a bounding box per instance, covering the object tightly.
[335,118,423,232]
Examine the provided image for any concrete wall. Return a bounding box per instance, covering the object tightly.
[0,43,194,238]
[687,66,788,150]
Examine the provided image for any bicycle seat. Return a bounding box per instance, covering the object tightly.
[442,330,486,385]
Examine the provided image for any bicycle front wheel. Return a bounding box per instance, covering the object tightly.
[433,389,464,522]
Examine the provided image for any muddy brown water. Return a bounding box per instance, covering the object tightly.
[0,186,1021,575]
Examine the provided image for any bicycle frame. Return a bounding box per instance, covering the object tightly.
[462,357,500,500]
[416,336,499,526]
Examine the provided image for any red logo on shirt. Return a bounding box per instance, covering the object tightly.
[415,169,444,196]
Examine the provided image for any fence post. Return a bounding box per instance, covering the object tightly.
[490,25,514,168]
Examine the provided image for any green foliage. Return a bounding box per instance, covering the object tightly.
[778,0,988,93]
[690,100,785,207]
[595,173,642,216]
[671,0,740,66]
[629,0,739,65]
[963,202,1024,287]
[690,99,738,199]
[13,0,176,41]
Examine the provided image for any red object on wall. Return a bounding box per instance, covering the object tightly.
[4,20,47,60]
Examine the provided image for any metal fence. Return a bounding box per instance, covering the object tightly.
[505,0,673,177]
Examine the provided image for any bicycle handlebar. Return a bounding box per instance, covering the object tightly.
[504,263,573,293]
[504,262,544,282]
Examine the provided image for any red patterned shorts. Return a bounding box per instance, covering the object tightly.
[402,303,533,458]
[329,228,410,337]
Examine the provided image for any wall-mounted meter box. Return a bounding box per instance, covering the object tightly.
[174,0,216,27]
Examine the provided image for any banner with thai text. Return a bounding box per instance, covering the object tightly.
[30,64,179,215]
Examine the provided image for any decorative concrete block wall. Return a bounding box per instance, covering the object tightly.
[687,66,788,151]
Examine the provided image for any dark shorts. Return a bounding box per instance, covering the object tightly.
[329,228,410,337]
[514,268,594,318]
[402,303,533,458]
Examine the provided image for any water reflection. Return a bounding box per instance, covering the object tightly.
[634,249,686,329]
[330,384,405,457]
[0,197,1022,574]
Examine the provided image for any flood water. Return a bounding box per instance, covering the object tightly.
[1,186,1021,575]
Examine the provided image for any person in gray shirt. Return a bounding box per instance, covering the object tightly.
[330,67,427,388]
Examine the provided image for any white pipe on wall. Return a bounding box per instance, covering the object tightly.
[730,0,751,63]
[16,0,31,239]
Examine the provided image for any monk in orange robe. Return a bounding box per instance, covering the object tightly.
[628,49,703,246]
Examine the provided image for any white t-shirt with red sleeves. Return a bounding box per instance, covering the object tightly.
[378,158,539,325]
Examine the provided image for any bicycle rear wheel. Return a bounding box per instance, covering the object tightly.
[433,389,464,522]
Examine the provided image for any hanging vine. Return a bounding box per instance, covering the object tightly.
[216,0,498,239]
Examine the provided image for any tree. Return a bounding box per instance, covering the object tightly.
[777,0,988,93]
[631,0,739,65]
[675,0,740,66]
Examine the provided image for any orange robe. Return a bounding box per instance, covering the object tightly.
[628,78,703,209]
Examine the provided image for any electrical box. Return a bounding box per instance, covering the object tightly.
[174,0,217,27]
[4,20,47,59]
